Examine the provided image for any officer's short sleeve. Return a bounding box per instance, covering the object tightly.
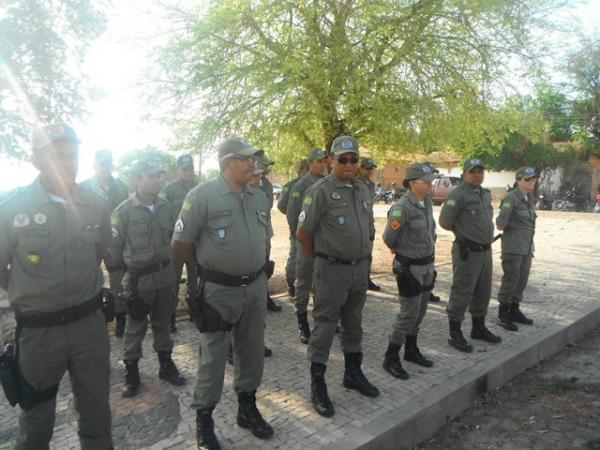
[97,201,112,254]
[496,194,513,228]
[173,188,206,244]
[0,210,13,274]
[108,208,126,264]
[382,202,407,248]
[439,188,462,227]
[297,185,324,234]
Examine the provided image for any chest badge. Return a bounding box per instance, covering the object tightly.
[27,253,41,264]
[218,229,226,239]
[338,216,345,225]
[13,213,30,228]
[331,192,341,200]
[33,213,47,225]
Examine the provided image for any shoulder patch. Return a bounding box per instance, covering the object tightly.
[111,215,120,225]
[392,210,402,217]
[446,199,456,206]
[502,202,512,209]
[292,191,301,198]
[182,201,192,212]
[390,220,401,231]
[303,196,313,206]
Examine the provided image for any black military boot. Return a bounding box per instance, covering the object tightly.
[498,304,518,331]
[404,335,433,367]
[114,313,126,338]
[237,391,274,439]
[196,407,221,450]
[158,351,186,386]
[429,292,441,303]
[383,342,409,379]
[122,359,140,398]
[297,313,311,344]
[266,294,282,312]
[368,278,382,292]
[264,345,272,357]
[448,320,473,353]
[170,313,178,333]
[343,352,380,397]
[471,316,502,343]
[286,278,296,299]
[510,303,533,325]
[310,363,334,417]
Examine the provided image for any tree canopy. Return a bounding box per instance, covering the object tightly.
[0,0,107,158]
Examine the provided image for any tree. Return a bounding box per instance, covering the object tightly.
[0,0,107,158]
[151,0,565,167]
[117,146,177,184]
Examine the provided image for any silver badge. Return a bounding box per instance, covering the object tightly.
[218,228,226,239]
[298,211,306,223]
[111,227,119,239]
[338,216,345,225]
[331,192,341,200]
[13,213,30,228]
[33,213,47,225]
[174,218,184,233]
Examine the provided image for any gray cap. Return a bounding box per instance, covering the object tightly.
[516,166,537,179]
[308,148,327,161]
[360,158,377,169]
[132,159,165,176]
[423,161,439,174]
[254,149,275,166]
[463,158,485,172]
[31,123,79,151]
[218,138,257,162]
[94,149,113,164]
[331,136,359,156]
[404,163,436,182]
[177,154,194,167]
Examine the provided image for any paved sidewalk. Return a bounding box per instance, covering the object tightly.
[1,211,599,449]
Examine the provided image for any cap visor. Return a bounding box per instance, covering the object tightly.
[420,173,436,182]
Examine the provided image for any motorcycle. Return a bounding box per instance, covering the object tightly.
[385,188,404,204]
[535,192,553,210]
[551,187,588,212]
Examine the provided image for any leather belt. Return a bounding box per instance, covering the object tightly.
[315,253,368,265]
[15,293,102,328]
[128,259,171,277]
[395,254,435,266]
[201,266,264,287]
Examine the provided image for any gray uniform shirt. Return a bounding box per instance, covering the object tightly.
[0,178,111,313]
[439,181,494,245]
[80,175,129,212]
[298,174,375,261]
[286,172,319,234]
[357,176,375,200]
[173,174,270,276]
[277,176,300,215]
[496,188,536,255]
[259,176,274,210]
[163,178,197,217]
[382,190,436,259]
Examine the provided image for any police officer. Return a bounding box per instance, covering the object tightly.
[163,154,198,332]
[277,159,309,298]
[172,138,274,449]
[254,149,281,312]
[439,158,501,352]
[0,123,112,449]
[110,159,185,398]
[81,149,130,336]
[297,136,379,418]
[286,148,328,344]
[423,161,442,303]
[358,158,381,292]
[495,167,537,331]
[382,163,436,379]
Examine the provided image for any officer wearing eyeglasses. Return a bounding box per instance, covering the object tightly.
[296,135,379,418]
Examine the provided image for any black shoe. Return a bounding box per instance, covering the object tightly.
[267,295,282,312]
[404,335,433,367]
[170,314,178,333]
[383,343,409,379]
[471,316,502,343]
[368,279,382,292]
[264,346,272,357]
[122,359,140,398]
[196,407,221,450]
[448,320,473,353]
[510,304,533,325]
[498,304,518,331]
[115,313,126,338]
[158,351,186,386]
[287,278,296,299]
[297,313,311,344]
[310,363,334,417]
[429,292,441,303]
[343,352,380,397]
[237,391,274,439]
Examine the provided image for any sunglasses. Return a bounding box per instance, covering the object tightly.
[230,155,255,162]
[336,156,359,165]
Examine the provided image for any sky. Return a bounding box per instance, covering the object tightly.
[0,0,599,192]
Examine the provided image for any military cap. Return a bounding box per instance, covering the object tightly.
[423,161,440,174]
[404,162,436,182]
[31,123,79,151]
[94,149,113,164]
[516,166,538,179]
[308,148,327,161]
[218,138,257,162]
[463,158,485,172]
[360,158,377,170]
[177,154,194,167]
[331,136,359,155]
[132,159,165,176]
[254,149,275,166]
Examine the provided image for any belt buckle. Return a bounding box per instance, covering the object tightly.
[240,275,250,287]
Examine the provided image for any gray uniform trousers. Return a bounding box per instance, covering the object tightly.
[108,269,126,314]
[308,258,369,364]
[497,253,533,306]
[285,235,298,282]
[446,243,492,322]
[123,285,175,360]
[390,263,435,345]
[15,310,112,450]
[294,246,315,315]
[192,273,267,410]
[171,250,198,302]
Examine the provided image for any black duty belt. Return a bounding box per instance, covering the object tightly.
[202,267,264,287]
[15,293,102,328]
[315,253,368,265]
[105,262,124,273]
[395,254,435,266]
[456,239,491,251]
[128,259,171,277]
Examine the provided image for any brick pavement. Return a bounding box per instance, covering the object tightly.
[1,210,599,449]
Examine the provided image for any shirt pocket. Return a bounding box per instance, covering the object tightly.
[159,218,173,244]
[128,219,151,250]
[16,228,52,273]
[207,214,235,246]
[82,223,101,245]
[327,202,352,236]
[464,200,482,216]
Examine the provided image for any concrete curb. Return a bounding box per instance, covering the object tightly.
[329,302,600,450]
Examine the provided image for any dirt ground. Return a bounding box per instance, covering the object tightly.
[418,325,600,450]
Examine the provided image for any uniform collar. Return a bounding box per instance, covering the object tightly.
[462,181,482,193]
[217,174,254,196]
[131,192,163,208]
[31,176,87,205]
[330,173,356,188]
[405,190,425,207]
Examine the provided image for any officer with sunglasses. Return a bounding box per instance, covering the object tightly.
[297,136,379,418]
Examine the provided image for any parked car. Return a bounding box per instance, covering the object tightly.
[432,175,461,205]
[272,183,283,199]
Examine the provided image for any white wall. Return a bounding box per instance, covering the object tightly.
[441,167,516,189]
